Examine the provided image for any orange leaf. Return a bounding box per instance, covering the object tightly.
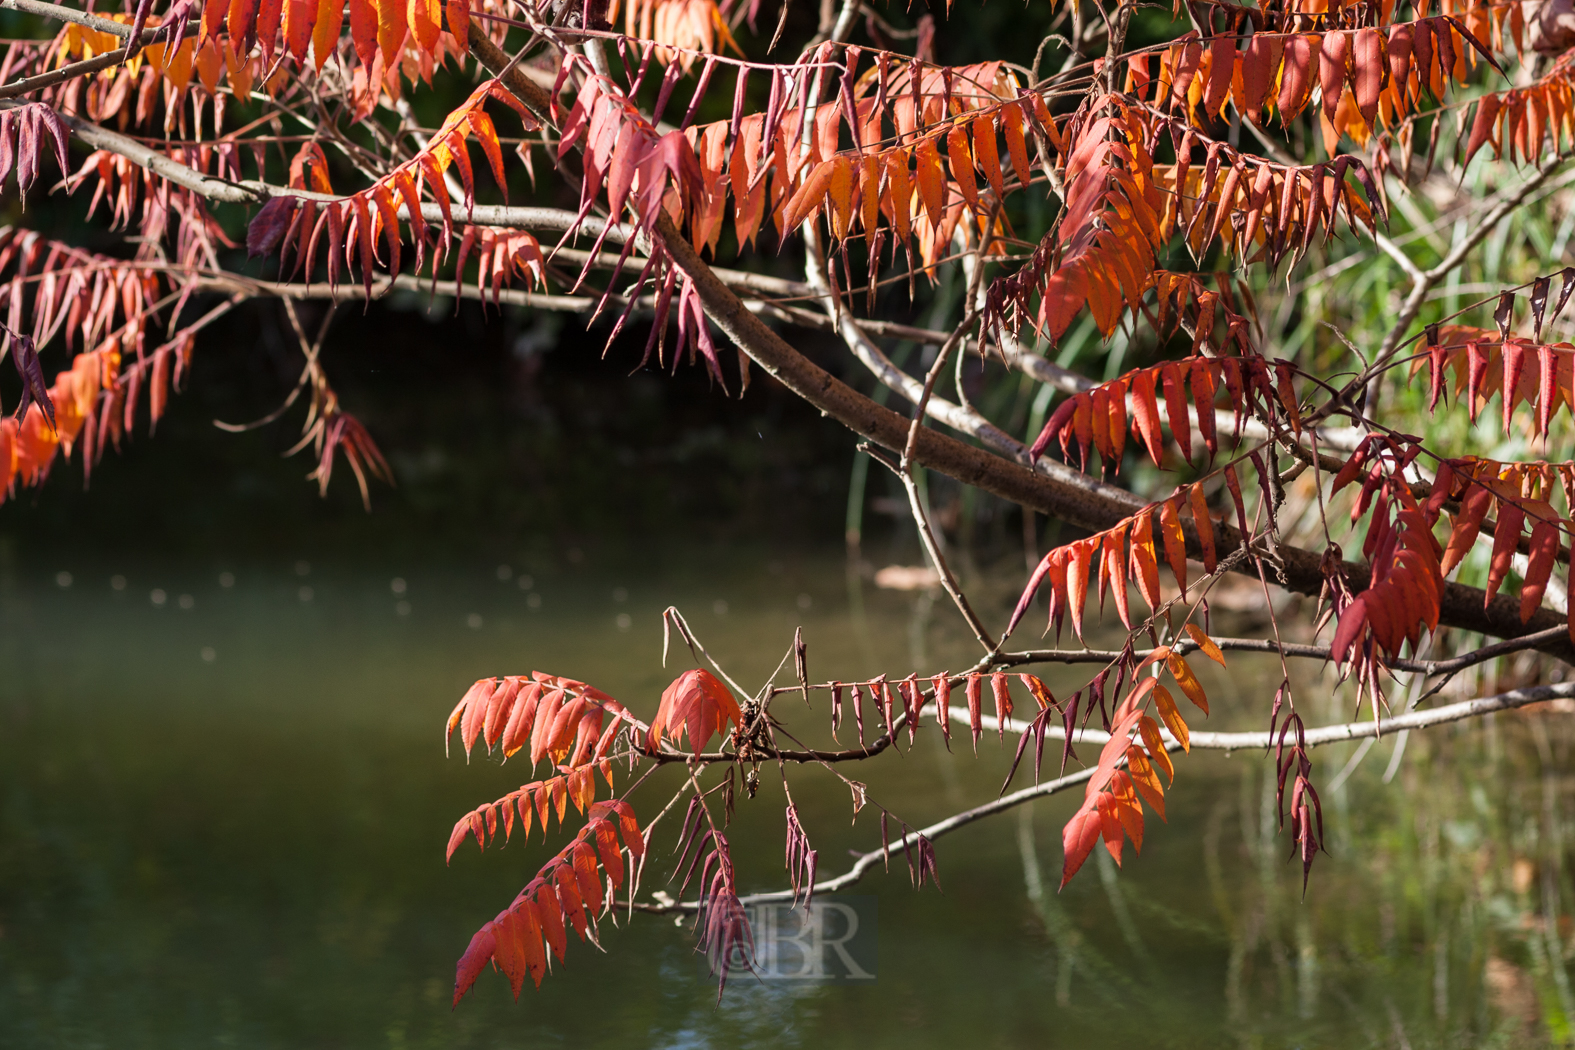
[1204,33,1234,119]
[408,0,441,51]
[913,136,946,228]
[1241,35,1280,113]
[495,907,533,998]
[990,671,1013,737]
[1019,673,1056,710]
[1465,93,1501,165]
[1442,482,1493,575]
[1001,100,1032,187]
[1067,536,1093,639]
[1130,367,1164,465]
[946,124,978,210]
[1166,653,1209,714]
[827,155,855,239]
[452,924,497,1006]
[1108,771,1144,853]
[1183,623,1226,666]
[516,901,547,989]
[1125,747,1167,820]
[446,0,469,49]
[1320,29,1350,127]
[859,153,881,242]
[1487,500,1525,605]
[1131,509,1161,611]
[885,150,912,243]
[780,158,836,232]
[1188,483,1215,573]
[1138,714,1173,782]
[1158,496,1188,598]
[973,113,1003,200]
[467,109,507,199]
[536,883,567,962]
[376,0,407,66]
[1151,682,1190,751]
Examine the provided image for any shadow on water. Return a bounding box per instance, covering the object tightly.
[3,547,1575,1048]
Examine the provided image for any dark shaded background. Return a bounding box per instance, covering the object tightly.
[0,290,861,561]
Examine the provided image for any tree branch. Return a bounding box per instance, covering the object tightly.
[633,677,1575,910]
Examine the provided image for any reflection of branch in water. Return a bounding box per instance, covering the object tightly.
[1256,763,1294,1009]
[1014,804,1134,1008]
[1095,846,1153,972]
[1016,804,1076,1007]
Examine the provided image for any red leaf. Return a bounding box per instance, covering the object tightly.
[648,668,742,751]
[1466,93,1501,166]
[452,924,497,1007]
[1204,33,1234,119]
[1487,500,1525,605]
[990,672,1013,739]
[348,0,378,70]
[1277,34,1317,121]
[1353,28,1384,129]
[1241,35,1280,113]
[1521,517,1559,621]
[1059,801,1102,888]
[1502,339,1527,431]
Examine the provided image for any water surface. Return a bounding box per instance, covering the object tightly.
[2,550,1571,1048]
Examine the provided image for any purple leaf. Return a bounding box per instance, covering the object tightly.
[126,0,158,59]
[248,196,299,258]
[2,323,54,430]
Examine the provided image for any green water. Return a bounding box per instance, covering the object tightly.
[1,549,1572,1048]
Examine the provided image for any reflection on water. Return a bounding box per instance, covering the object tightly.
[2,549,1575,1047]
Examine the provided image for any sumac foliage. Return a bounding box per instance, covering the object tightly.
[5,0,1575,1008]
